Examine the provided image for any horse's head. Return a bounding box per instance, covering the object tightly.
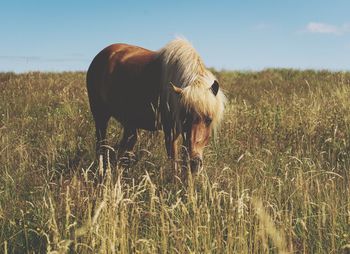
[171,80,225,173]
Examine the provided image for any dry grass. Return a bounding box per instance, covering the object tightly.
[0,69,350,253]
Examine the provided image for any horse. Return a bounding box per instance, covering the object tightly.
[86,38,226,175]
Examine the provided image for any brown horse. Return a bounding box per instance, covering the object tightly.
[86,38,226,174]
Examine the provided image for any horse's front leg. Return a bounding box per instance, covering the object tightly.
[181,131,192,181]
[165,132,180,180]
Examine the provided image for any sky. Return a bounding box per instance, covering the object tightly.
[1,0,350,72]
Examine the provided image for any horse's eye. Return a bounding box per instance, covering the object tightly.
[204,116,212,126]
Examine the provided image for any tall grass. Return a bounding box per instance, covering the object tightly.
[0,70,349,253]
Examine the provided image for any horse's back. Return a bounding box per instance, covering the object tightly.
[87,43,157,89]
[87,43,162,130]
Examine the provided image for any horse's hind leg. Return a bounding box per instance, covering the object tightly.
[117,127,138,165]
[93,113,110,157]
[90,111,111,181]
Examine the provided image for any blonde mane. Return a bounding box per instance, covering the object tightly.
[157,38,226,129]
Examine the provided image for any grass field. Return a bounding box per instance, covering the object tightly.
[0,69,350,253]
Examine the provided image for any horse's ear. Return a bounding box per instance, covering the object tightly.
[170,82,183,94]
[210,80,219,96]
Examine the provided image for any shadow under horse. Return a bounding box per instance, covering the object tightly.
[86,38,226,179]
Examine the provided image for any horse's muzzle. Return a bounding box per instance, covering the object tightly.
[190,157,203,173]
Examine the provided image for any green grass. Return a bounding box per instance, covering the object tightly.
[0,70,350,253]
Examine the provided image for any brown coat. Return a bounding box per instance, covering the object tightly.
[87,44,162,131]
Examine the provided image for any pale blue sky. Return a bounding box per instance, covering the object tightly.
[1,0,350,72]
